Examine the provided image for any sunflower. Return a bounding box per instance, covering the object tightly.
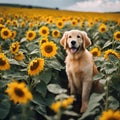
[5,81,33,104]
[50,96,75,113]
[90,47,101,57]
[94,17,99,23]
[14,51,24,61]
[26,30,36,41]
[12,20,18,27]
[80,22,85,28]
[1,27,12,39]
[46,17,54,24]
[0,53,10,70]
[11,30,17,40]
[62,96,75,108]
[99,23,107,33]
[6,20,11,26]
[99,110,120,120]
[52,29,60,38]
[88,20,94,27]
[39,37,48,45]
[10,42,20,54]
[28,23,34,28]
[117,19,120,26]
[56,19,64,29]
[40,41,58,58]
[50,101,61,113]
[28,58,45,76]
[0,45,2,53]
[21,21,25,27]
[114,31,120,41]
[0,24,5,30]
[0,17,4,24]
[39,26,49,37]
[104,49,120,60]
[71,19,78,26]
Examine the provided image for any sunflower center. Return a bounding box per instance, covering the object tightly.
[14,87,24,97]
[3,30,9,36]
[58,22,62,26]
[41,40,46,44]
[101,28,105,31]
[0,26,4,30]
[28,33,33,38]
[30,60,39,71]
[90,22,93,25]
[116,33,120,38]
[11,32,14,37]
[42,30,47,34]
[54,31,58,36]
[108,118,117,120]
[0,58,6,66]
[45,45,53,53]
[12,45,17,51]
[72,22,76,25]
[93,52,98,56]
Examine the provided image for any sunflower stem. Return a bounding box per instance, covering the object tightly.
[22,104,27,120]
[104,78,110,111]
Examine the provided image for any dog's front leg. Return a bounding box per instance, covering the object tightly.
[80,80,92,113]
[67,72,76,94]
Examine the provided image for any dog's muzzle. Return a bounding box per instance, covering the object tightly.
[70,41,80,54]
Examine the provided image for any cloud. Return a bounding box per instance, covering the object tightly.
[0,0,120,12]
[64,0,120,12]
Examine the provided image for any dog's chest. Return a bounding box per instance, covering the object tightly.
[66,59,83,73]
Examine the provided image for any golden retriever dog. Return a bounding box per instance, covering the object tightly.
[60,30,99,113]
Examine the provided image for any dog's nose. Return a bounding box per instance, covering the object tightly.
[71,41,76,45]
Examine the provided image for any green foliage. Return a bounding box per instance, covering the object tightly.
[0,8,120,120]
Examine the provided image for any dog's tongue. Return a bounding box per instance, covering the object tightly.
[71,48,77,53]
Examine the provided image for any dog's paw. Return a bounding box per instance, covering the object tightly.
[80,103,87,113]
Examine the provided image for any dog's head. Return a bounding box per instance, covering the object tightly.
[60,30,91,54]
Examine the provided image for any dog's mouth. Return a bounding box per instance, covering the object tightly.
[70,47,80,54]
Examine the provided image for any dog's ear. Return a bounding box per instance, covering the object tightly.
[82,31,91,48]
[60,31,68,49]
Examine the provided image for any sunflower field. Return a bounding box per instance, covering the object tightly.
[0,6,120,120]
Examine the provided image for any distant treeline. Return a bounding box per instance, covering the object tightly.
[0,3,59,10]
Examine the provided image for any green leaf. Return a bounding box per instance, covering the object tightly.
[102,41,112,49]
[93,73,105,80]
[105,67,117,74]
[108,96,119,110]
[94,57,104,62]
[79,93,105,120]
[102,33,109,40]
[63,110,79,117]
[39,70,52,84]
[47,84,67,94]
[111,74,120,92]
[36,81,47,97]
[20,37,27,43]
[35,104,47,116]
[30,49,39,55]
[26,42,39,52]
[0,81,7,88]
[46,59,64,71]
[9,59,26,67]
[109,54,119,63]
[55,93,69,100]
[0,100,11,119]
[32,92,46,106]
[9,59,20,65]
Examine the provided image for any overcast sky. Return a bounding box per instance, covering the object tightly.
[0,0,120,12]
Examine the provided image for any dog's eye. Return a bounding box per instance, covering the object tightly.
[69,36,72,38]
[77,35,81,38]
